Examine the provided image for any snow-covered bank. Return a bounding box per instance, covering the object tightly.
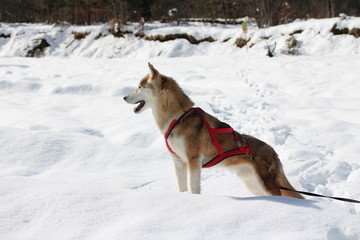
[0,56,359,239]
[0,17,360,58]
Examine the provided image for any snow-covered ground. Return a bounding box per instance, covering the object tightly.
[1,18,360,240]
[0,17,360,58]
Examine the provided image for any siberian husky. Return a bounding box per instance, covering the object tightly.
[124,63,303,199]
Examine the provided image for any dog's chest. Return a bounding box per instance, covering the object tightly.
[167,135,188,161]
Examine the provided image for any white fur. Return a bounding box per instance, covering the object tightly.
[232,164,271,196]
[189,166,201,194]
[168,135,201,194]
[172,156,188,192]
[168,135,187,163]
[123,83,154,114]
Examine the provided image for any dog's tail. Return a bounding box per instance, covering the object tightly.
[277,167,304,199]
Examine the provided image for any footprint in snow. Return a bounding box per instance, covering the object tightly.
[124,132,155,148]
[0,80,14,90]
[63,128,104,138]
[0,80,41,92]
[30,125,50,131]
[79,128,104,138]
[112,86,136,97]
[52,84,96,95]
[129,180,159,190]
[327,227,358,240]
[270,125,292,145]
[25,83,41,91]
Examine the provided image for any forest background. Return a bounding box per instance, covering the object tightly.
[1,0,360,27]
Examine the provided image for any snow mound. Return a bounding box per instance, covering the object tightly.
[0,17,360,58]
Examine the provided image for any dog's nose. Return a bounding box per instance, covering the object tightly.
[123,96,127,101]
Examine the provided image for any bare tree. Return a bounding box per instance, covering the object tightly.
[0,0,360,25]
[328,0,335,17]
[110,0,123,34]
[220,0,229,23]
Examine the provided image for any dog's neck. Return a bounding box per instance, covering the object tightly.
[152,90,194,134]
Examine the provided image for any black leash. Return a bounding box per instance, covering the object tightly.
[280,187,360,204]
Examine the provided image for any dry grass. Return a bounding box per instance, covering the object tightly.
[26,39,50,57]
[72,31,90,40]
[145,33,215,44]
[330,24,360,38]
[282,36,299,55]
[330,24,349,35]
[261,35,272,40]
[289,29,303,36]
[94,33,105,40]
[349,28,360,38]
[235,37,250,48]
[0,33,11,38]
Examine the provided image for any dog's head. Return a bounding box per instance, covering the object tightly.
[123,63,167,114]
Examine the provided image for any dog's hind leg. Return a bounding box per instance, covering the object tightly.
[235,164,272,196]
[173,156,188,192]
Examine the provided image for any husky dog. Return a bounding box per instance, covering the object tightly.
[124,63,303,199]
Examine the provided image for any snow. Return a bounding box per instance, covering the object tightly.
[1,18,360,239]
[1,17,360,58]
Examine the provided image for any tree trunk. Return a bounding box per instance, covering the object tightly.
[111,0,122,31]
[328,0,335,17]
[220,0,228,23]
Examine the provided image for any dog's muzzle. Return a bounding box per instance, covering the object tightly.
[123,96,146,113]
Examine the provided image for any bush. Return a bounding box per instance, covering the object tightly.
[72,31,90,40]
[235,37,249,48]
[26,39,50,57]
[146,33,215,44]
[281,36,300,55]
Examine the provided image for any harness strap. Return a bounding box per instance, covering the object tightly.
[164,107,251,167]
[202,147,251,168]
[193,107,225,155]
[164,119,179,155]
[164,108,193,156]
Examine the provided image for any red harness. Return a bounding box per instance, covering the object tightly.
[164,107,251,168]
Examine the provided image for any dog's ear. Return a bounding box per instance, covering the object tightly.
[160,77,169,90]
[148,63,159,79]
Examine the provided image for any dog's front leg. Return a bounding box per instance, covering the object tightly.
[189,157,201,194]
[173,156,188,192]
